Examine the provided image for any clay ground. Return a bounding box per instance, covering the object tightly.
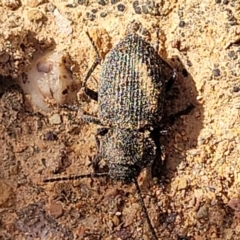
[0,0,240,239]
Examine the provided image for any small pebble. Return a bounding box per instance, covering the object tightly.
[78,0,89,6]
[45,3,56,12]
[66,4,76,8]
[111,0,119,4]
[179,20,186,27]
[165,212,177,223]
[115,211,122,216]
[112,215,120,226]
[228,198,240,211]
[225,8,232,15]
[27,10,45,22]
[140,28,150,37]
[133,0,139,7]
[178,178,188,190]
[24,0,45,7]
[228,50,235,58]
[98,0,107,6]
[171,39,181,49]
[100,12,107,18]
[44,131,58,141]
[86,12,96,21]
[66,3,77,8]
[212,68,221,77]
[146,1,160,16]
[91,8,98,13]
[3,0,21,10]
[115,227,132,239]
[36,119,43,129]
[117,3,125,12]
[142,5,148,14]
[196,205,209,219]
[178,10,184,18]
[0,182,13,207]
[134,6,141,14]
[49,114,62,125]
[49,201,63,218]
[232,86,240,92]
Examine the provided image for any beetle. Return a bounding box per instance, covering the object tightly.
[80,29,175,182]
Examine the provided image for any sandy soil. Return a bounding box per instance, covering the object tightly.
[0,0,240,239]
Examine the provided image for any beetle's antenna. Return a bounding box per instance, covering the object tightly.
[43,172,109,183]
[83,31,101,85]
[133,178,158,240]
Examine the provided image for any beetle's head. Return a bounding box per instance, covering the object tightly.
[100,128,158,184]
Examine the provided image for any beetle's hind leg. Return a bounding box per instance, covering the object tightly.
[168,103,195,125]
[161,103,195,126]
[82,31,102,101]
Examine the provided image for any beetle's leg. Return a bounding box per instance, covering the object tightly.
[167,103,195,125]
[75,106,102,125]
[91,128,109,172]
[161,103,195,127]
[58,104,103,126]
[82,31,101,101]
[84,87,98,101]
[80,113,102,125]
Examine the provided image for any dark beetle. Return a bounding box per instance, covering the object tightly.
[82,32,174,184]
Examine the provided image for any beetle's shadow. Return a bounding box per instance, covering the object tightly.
[152,56,203,183]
